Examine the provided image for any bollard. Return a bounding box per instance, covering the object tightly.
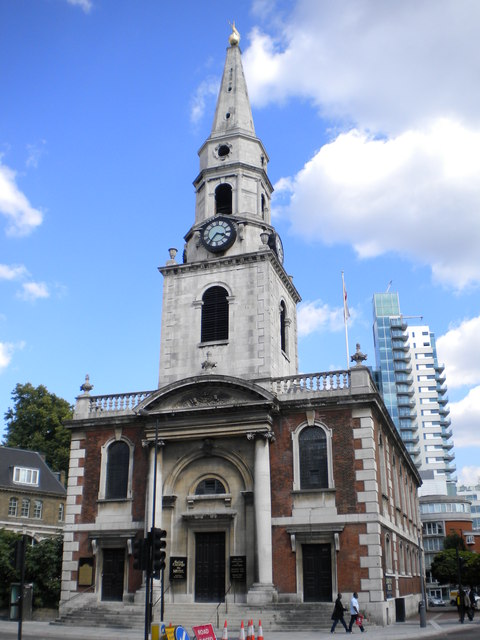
[419,601,427,628]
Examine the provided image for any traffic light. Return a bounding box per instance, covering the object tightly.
[152,528,167,572]
[133,536,147,571]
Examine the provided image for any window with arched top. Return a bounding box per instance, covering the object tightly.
[195,478,226,495]
[280,301,287,353]
[299,426,328,489]
[215,184,232,215]
[105,440,130,500]
[201,286,229,342]
[385,533,393,573]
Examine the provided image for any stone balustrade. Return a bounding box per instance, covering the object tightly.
[73,368,376,419]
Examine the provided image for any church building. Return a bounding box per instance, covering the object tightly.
[60,26,423,626]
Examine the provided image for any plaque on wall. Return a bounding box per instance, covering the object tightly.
[170,557,187,580]
[230,555,246,581]
[78,557,94,587]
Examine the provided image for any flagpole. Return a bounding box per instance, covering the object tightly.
[342,271,350,369]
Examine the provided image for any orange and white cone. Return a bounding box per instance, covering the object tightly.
[247,620,252,640]
[222,621,228,640]
[251,619,255,640]
[257,620,263,640]
[239,620,245,640]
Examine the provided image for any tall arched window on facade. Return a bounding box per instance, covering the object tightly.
[201,286,229,342]
[215,184,232,215]
[280,301,287,353]
[105,440,129,500]
[299,426,328,489]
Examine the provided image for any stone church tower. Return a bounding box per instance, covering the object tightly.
[60,26,423,627]
[158,26,299,385]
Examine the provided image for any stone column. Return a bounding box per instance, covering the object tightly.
[247,433,277,604]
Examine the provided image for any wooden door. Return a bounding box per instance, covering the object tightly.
[195,532,225,602]
[303,543,332,602]
[102,548,125,601]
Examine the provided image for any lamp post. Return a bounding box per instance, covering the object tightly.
[138,410,160,640]
[417,536,427,627]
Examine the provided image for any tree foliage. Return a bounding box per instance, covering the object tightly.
[0,529,19,607]
[3,383,73,477]
[444,532,466,551]
[0,530,63,609]
[25,535,64,608]
[430,548,480,587]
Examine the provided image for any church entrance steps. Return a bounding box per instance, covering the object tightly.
[54,602,334,631]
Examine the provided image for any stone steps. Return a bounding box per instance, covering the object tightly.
[56,602,334,632]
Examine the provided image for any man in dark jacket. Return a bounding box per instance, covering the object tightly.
[331,593,348,633]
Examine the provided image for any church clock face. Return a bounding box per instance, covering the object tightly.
[268,232,284,264]
[201,217,237,252]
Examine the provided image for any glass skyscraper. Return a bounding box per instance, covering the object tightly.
[372,292,456,496]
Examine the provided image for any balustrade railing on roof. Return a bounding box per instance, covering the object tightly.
[88,390,154,415]
[264,370,350,396]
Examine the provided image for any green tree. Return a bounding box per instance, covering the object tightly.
[443,532,466,551]
[25,536,63,608]
[3,383,73,478]
[0,529,18,607]
[430,548,478,586]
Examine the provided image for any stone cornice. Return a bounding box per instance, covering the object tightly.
[158,250,301,303]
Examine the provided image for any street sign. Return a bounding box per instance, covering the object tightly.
[192,624,216,640]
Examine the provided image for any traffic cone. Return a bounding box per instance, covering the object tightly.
[239,620,245,640]
[222,621,228,640]
[257,620,263,640]
[251,619,255,640]
[246,620,252,640]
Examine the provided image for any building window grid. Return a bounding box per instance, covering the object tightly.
[33,500,43,519]
[8,497,18,516]
[21,498,30,518]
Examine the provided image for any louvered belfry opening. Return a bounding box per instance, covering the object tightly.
[299,426,328,489]
[201,286,229,342]
[215,184,232,215]
[280,300,287,352]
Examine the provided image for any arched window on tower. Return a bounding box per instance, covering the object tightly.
[280,300,287,353]
[299,426,328,489]
[201,286,229,342]
[105,440,129,500]
[215,184,232,215]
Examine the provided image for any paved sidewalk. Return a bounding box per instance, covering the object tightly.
[0,611,478,640]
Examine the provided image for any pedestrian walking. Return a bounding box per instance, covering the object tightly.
[347,592,365,633]
[457,589,472,623]
[330,593,348,633]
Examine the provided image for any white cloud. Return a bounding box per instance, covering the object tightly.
[437,316,480,388]
[243,0,480,133]
[297,300,345,337]
[0,341,25,373]
[458,465,480,487]
[26,140,47,169]
[66,0,92,13]
[17,282,50,302]
[190,78,220,125]
[272,120,480,290]
[0,264,29,281]
[449,386,480,448]
[0,162,43,236]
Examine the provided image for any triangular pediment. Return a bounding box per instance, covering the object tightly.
[136,375,275,416]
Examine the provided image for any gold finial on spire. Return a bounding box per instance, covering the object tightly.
[229,21,240,46]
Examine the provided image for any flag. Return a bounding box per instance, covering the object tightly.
[342,273,350,321]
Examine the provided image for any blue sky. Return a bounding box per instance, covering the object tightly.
[1,0,480,487]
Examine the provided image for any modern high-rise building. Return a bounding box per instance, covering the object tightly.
[372,292,456,497]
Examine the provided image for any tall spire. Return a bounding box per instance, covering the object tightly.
[210,24,256,139]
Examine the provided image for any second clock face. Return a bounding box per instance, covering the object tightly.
[201,217,237,252]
